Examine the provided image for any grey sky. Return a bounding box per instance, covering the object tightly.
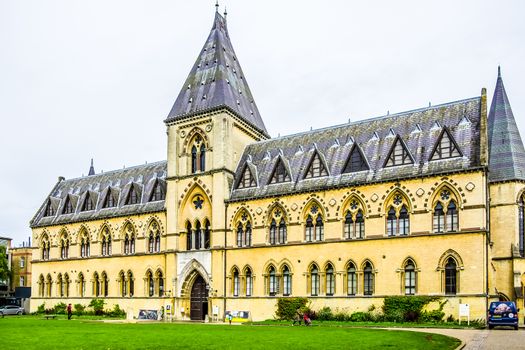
[1,0,524,246]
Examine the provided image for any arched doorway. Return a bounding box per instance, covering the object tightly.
[190,275,208,320]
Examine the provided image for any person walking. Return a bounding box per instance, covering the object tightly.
[67,303,72,320]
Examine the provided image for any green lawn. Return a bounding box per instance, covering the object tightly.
[0,316,460,350]
[251,319,485,329]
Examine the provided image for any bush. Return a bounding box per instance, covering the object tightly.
[275,297,309,320]
[37,303,45,314]
[54,302,67,314]
[382,296,442,322]
[349,311,374,322]
[74,304,85,316]
[89,298,106,316]
[106,304,126,318]
[317,306,334,321]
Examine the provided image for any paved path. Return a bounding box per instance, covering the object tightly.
[396,327,525,350]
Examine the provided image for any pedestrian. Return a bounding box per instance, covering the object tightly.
[67,303,72,320]
[292,309,302,326]
[303,312,311,326]
[227,313,233,325]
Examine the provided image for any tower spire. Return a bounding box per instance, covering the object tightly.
[215,0,219,13]
[88,158,95,176]
[488,66,525,182]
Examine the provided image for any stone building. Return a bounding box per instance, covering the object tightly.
[29,11,525,322]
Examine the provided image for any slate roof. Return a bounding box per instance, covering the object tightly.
[230,97,482,201]
[487,67,525,183]
[30,161,167,228]
[165,12,268,137]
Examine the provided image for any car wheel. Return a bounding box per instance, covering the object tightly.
[17,311,22,315]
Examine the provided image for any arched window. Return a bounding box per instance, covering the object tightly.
[147,271,154,297]
[41,235,50,260]
[78,273,85,297]
[148,233,154,253]
[236,222,243,247]
[155,232,161,252]
[278,219,287,244]
[399,206,409,235]
[433,202,445,233]
[310,265,319,296]
[386,195,410,236]
[80,232,90,258]
[119,271,127,297]
[326,264,335,296]
[245,222,252,247]
[344,203,365,239]
[38,275,45,297]
[347,263,357,296]
[305,215,314,241]
[199,144,206,172]
[93,272,100,297]
[101,272,108,297]
[128,271,134,297]
[204,220,211,249]
[157,271,164,297]
[282,265,291,296]
[46,274,53,296]
[355,211,365,238]
[315,215,324,241]
[245,268,253,297]
[64,273,70,297]
[445,258,457,295]
[60,235,69,259]
[191,146,198,173]
[123,225,135,255]
[186,222,192,250]
[404,260,416,295]
[233,269,240,297]
[101,228,111,256]
[268,266,277,296]
[195,221,202,250]
[363,262,374,296]
[269,219,277,245]
[387,207,397,236]
[57,274,63,297]
[446,201,458,232]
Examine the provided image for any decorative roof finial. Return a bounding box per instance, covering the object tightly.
[215,0,219,13]
[498,65,501,78]
[88,158,95,176]
[224,6,228,18]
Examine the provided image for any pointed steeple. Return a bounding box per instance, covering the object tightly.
[166,12,268,137]
[488,67,525,182]
[88,158,95,176]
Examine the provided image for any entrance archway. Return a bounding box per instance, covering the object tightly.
[190,275,208,320]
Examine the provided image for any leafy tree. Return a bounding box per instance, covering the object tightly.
[0,245,10,283]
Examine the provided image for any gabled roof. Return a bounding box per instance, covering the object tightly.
[165,12,268,137]
[30,161,167,228]
[488,67,525,182]
[230,97,482,201]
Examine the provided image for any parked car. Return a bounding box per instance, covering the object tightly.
[487,301,519,330]
[0,305,24,316]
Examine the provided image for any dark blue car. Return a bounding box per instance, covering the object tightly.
[488,301,519,330]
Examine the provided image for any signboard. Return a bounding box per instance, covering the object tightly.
[213,305,219,316]
[459,304,470,325]
[224,310,250,323]
[165,304,171,315]
[138,309,159,320]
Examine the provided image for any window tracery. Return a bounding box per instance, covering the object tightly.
[344,198,365,239]
[386,193,410,236]
[433,187,459,233]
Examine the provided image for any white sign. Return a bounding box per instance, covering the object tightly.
[459,304,469,317]
[213,305,219,316]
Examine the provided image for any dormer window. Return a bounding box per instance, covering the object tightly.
[304,151,328,179]
[385,136,413,167]
[63,196,74,214]
[81,193,95,211]
[44,201,55,217]
[269,157,291,184]
[126,185,140,205]
[149,181,165,202]
[343,144,369,173]
[237,164,256,189]
[103,189,116,208]
[430,128,462,160]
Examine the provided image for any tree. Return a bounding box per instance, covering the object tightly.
[0,245,10,283]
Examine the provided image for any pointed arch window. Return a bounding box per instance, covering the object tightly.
[93,272,100,297]
[326,264,335,296]
[282,265,291,296]
[386,195,410,236]
[57,274,64,297]
[278,219,287,244]
[385,137,413,167]
[147,271,154,297]
[126,185,140,205]
[446,201,458,232]
[186,222,193,250]
[81,193,95,211]
[199,144,206,171]
[343,144,369,173]
[269,158,291,184]
[305,215,314,242]
[245,268,253,297]
[236,222,243,247]
[195,221,202,250]
[245,222,252,247]
[232,269,240,297]
[149,181,165,202]
[128,271,134,297]
[433,189,459,233]
[347,263,357,296]
[344,201,365,239]
[64,273,70,297]
[101,272,108,297]
[103,189,116,208]
[430,128,462,160]
[46,274,53,297]
[80,232,90,258]
[119,271,127,297]
[433,202,445,233]
[270,219,277,245]
[101,228,112,256]
[60,235,69,259]
[123,228,135,255]
[44,200,56,217]
[268,266,277,296]
[404,260,416,295]
[363,262,374,295]
[41,236,50,260]
[445,258,457,295]
[191,146,198,173]
[305,151,328,178]
[38,275,45,297]
[78,273,85,297]
[310,265,319,296]
[204,220,211,249]
[63,196,74,214]
[237,164,256,189]
[157,270,164,297]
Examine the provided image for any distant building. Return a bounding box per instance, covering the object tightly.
[0,236,12,298]
[10,240,33,290]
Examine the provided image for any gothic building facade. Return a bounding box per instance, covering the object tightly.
[29,11,525,322]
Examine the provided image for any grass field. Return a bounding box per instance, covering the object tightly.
[0,316,461,350]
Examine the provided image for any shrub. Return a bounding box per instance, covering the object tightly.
[420,309,445,323]
[317,306,334,321]
[275,297,309,320]
[54,302,67,314]
[107,304,126,318]
[382,296,441,322]
[37,303,45,314]
[334,311,349,322]
[349,311,374,322]
[74,304,85,316]
[89,298,106,316]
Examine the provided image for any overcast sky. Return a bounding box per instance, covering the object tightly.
[1,0,524,246]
